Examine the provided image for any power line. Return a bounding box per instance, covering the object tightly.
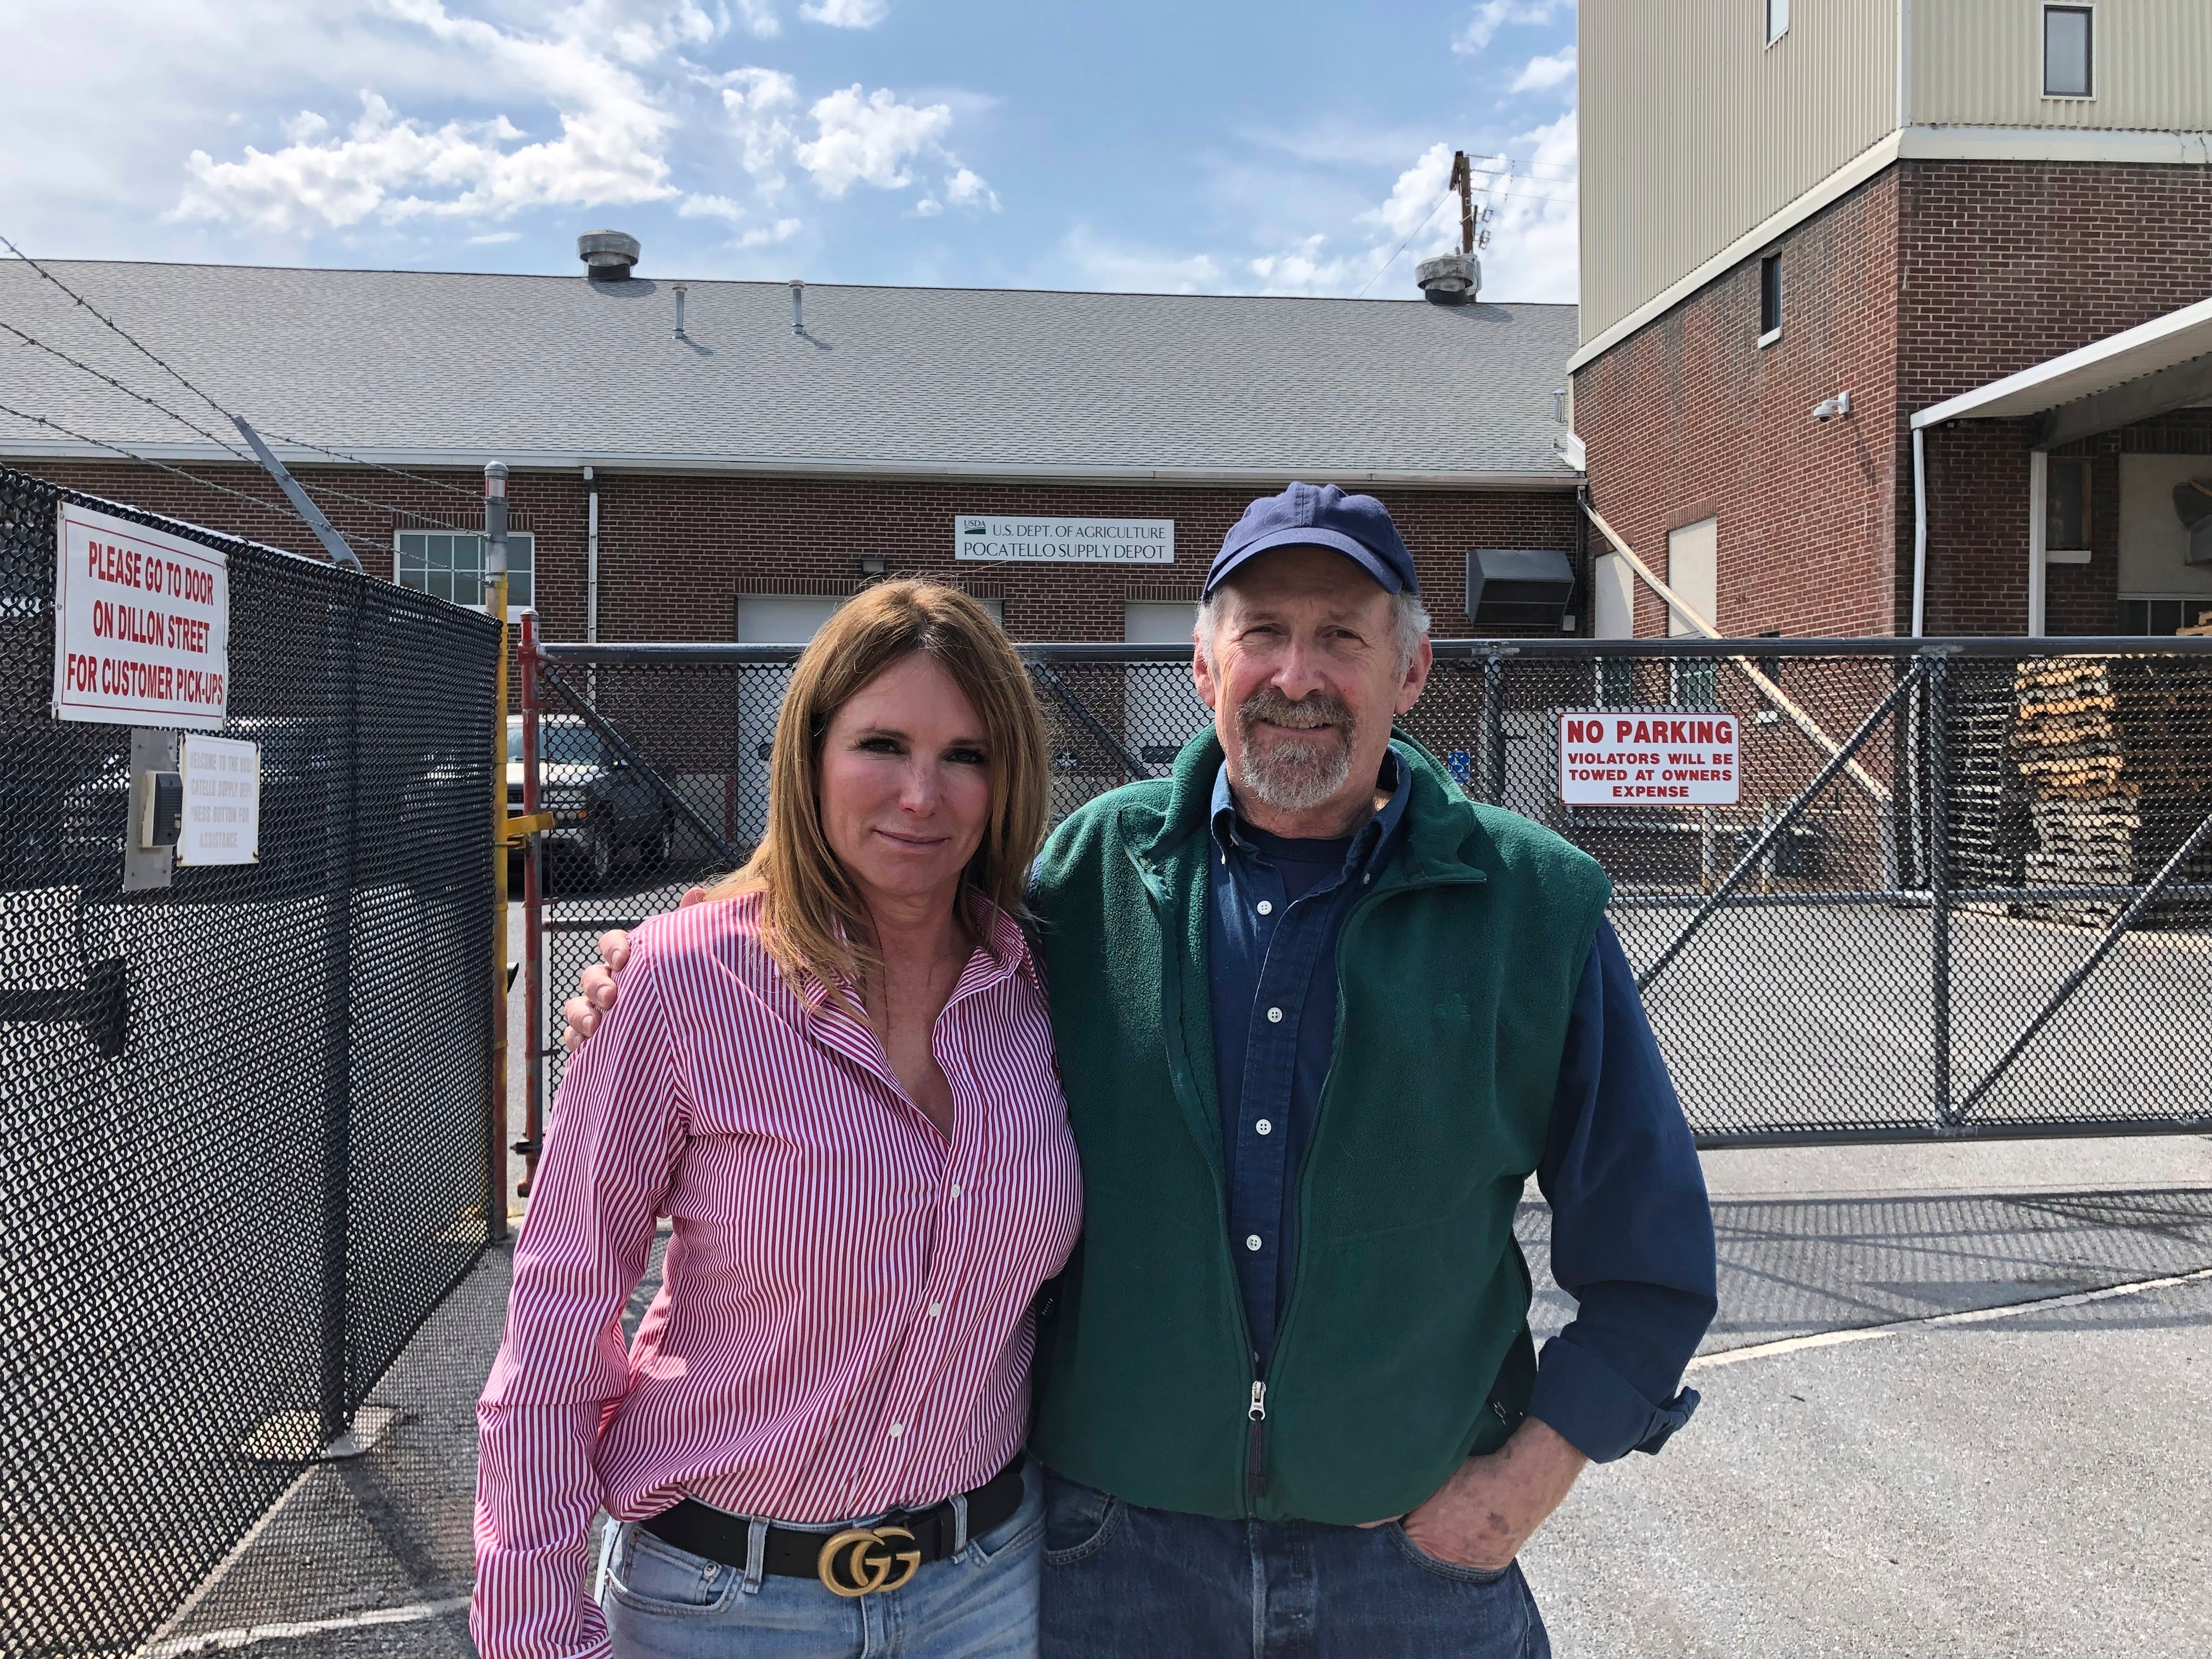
[1354,190,1457,300]
[251,427,481,500]
[0,233,478,501]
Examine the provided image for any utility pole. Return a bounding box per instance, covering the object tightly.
[1450,151,1476,256]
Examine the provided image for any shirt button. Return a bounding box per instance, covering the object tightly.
[1245,1234,1263,1252]
[888,1422,904,1438]
[1266,1006,1283,1023]
[927,1302,942,1318]
[1256,900,1273,916]
[1255,1119,1272,1136]
[949,1183,962,1199]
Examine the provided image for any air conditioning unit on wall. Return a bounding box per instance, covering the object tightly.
[1465,547,1576,630]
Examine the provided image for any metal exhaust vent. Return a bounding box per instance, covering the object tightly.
[1416,253,1479,306]
[578,230,641,281]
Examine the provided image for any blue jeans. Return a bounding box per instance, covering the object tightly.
[1038,1471,1549,1659]
[603,1462,1043,1659]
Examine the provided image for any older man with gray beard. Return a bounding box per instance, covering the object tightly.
[562,484,1716,1657]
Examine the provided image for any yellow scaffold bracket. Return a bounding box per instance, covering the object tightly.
[501,812,556,845]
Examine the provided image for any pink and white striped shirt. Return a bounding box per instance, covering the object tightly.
[472,891,1081,1659]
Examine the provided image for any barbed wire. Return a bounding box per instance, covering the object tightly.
[0,314,478,543]
[0,398,332,541]
[0,233,480,501]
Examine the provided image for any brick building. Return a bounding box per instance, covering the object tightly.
[1572,0,2212,640]
[0,247,1582,649]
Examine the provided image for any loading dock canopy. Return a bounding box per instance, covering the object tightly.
[1912,294,2212,450]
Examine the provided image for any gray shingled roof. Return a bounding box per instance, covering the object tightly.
[0,258,1579,483]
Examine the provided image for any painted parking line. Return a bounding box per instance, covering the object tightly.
[138,1597,469,1658]
[1688,1262,2212,1372]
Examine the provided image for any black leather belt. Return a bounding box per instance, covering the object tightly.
[640,1456,1025,1598]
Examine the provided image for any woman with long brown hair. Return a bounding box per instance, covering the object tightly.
[473,581,1081,1659]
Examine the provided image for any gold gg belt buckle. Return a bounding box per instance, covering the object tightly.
[816,1524,922,1597]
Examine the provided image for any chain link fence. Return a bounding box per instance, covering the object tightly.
[0,465,501,1658]
[521,634,2212,1189]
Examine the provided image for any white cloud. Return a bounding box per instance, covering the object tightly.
[171,1,724,231]
[731,0,782,36]
[1470,111,1578,302]
[1057,227,1225,294]
[716,66,800,179]
[801,0,889,26]
[678,192,748,219]
[794,84,952,194]
[1510,46,1576,93]
[468,229,522,242]
[1452,1,1570,55]
[945,166,998,212]
[737,216,802,246]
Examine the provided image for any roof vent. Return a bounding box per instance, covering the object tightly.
[578,230,641,282]
[1415,252,1479,306]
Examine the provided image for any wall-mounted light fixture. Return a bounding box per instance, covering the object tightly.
[857,556,888,578]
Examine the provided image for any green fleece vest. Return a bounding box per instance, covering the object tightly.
[1025,729,1610,1524]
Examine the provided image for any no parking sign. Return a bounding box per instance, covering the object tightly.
[1557,710,1740,805]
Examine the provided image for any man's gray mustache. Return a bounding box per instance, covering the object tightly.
[1237,689,1356,733]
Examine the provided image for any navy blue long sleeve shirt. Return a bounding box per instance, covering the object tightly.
[1207,746,1717,1464]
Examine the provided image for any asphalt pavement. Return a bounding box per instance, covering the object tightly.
[148,1137,2212,1659]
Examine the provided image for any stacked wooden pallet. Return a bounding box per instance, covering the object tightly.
[2008,659,2134,923]
[2006,657,2212,926]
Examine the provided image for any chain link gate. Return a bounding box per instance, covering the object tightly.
[0,465,502,1658]
[520,633,2212,1192]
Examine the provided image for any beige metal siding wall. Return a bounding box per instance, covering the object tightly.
[1909,0,2212,129]
[1581,1,1901,343]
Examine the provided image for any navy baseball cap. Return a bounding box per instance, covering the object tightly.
[1204,482,1419,599]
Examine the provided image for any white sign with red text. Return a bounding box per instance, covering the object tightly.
[1557,709,1740,805]
[51,503,229,729]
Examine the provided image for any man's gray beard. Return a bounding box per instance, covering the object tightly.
[1233,686,1358,812]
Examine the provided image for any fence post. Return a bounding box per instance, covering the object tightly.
[485,464,512,1240]
[318,579,362,1451]
[517,612,541,1208]
[1926,647,1953,1128]
[1482,652,1506,805]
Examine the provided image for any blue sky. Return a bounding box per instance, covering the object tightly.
[1,1,1578,302]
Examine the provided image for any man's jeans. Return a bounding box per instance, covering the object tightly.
[1038,1471,1549,1659]
[601,1462,1043,1659]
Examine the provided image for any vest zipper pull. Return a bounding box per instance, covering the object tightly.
[1246,1380,1269,1505]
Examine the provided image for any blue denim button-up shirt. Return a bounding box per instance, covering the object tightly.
[1207,746,1715,1463]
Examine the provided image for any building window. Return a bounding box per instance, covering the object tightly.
[395,530,533,614]
[1765,0,1788,46]
[2046,457,2090,553]
[2120,597,2210,637]
[1671,659,1719,709]
[1758,255,1782,345]
[2044,6,2093,98]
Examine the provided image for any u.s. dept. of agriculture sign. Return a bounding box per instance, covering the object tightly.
[954,516,1173,563]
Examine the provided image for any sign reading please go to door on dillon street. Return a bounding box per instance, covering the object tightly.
[51,501,229,728]
[955,515,1173,563]
[1557,709,1740,805]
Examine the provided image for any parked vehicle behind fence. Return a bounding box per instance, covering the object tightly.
[507,713,672,890]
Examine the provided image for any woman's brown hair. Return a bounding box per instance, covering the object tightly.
[707,580,1049,998]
